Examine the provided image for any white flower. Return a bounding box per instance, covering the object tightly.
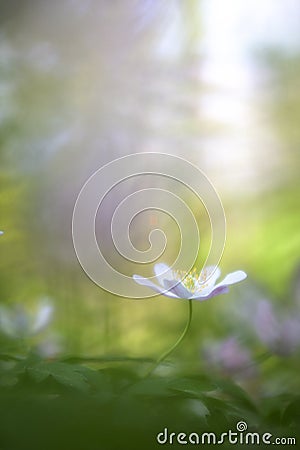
[0,231,3,235]
[133,263,247,300]
[0,299,54,339]
[35,333,63,358]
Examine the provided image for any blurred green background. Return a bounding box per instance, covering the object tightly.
[0,1,300,449]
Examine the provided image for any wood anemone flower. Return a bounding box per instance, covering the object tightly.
[133,263,247,300]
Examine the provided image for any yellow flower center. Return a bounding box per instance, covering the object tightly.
[173,267,210,293]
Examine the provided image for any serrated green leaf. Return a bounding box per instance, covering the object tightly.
[27,362,91,392]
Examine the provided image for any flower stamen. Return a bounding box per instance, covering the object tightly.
[172,268,210,294]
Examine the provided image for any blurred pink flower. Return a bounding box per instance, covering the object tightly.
[254,300,300,356]
[203,337,256,378]
[133,263,247,300]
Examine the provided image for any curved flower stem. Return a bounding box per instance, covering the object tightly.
[145,299,193,377]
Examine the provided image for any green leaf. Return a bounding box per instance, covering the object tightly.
[213,378,258,413]
[0,373,19,387]
[168,376,214,398]
[282,396,300,426]
[27,362,91,392]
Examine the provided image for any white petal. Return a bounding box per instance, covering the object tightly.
[192,269,246,300]
[133,275,178,298]
[32,302,53,334]
[0,308,16,337]
[154,263,173,287]
[163,279,192,299]
[192,285,229,301]
[14,309,30,335]
[215,270,247,288]
[195,266,221,292]
[202,265,221,285]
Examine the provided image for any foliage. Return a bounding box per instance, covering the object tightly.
[0,354,299,450]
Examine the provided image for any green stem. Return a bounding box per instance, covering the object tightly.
[145,299,193,377]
